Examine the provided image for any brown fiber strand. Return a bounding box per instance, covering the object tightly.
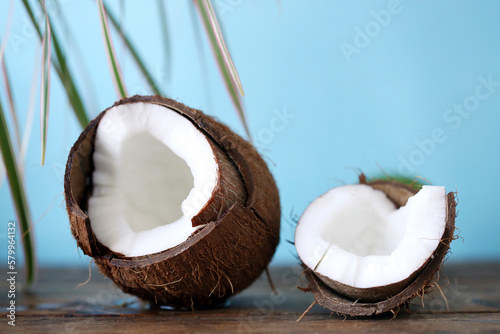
[296,300,317,322]
[415,175,432,185]
[431,281,449,311]
[77,259,93,288]
[265,267,277,294]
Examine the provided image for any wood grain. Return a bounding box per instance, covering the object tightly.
[1,263,499,333]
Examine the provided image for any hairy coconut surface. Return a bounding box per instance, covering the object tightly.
[64,95,280,308]
[297,177,456,316]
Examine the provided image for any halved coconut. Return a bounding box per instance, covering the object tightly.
[295,177,456,316]
[64,95,280,308]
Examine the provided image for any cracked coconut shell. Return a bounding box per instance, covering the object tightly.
[300,177,456,317]
[64,95,281,308]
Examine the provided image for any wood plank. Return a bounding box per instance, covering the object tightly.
[1,262,499,333]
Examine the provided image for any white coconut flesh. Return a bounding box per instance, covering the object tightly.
[295,184,446,289]
[88,102,217,257]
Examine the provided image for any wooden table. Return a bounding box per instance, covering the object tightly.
[2,262,499,333]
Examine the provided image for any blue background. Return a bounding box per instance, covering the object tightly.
[1,0,499,268]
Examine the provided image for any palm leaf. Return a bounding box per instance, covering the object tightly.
[195,0,244,96]
[40,3,52,166]
[22,0,90,129]
[103,2,163,96]
[50,2,99,114]
[0,0,20,151]
[0,100,36,288]
[193,0,251,140]
[20,53,38,173]
[1,58,20,151]
[98,0,128,99]
[0,2,36,286]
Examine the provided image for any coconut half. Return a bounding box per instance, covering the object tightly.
[295,178,456,316]
[88,102,219,257]
[64,95,280,308]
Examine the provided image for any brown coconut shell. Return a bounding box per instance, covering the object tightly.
[302,177,456,316]
[64,95,281,309]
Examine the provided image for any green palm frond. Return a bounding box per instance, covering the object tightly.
[0,100,36,288]
[104,2,163,96]
[0,0,20,151]
[22,0,90,129]
[4,1,250,287]
[1,58,20,152]
[1,0,36,287]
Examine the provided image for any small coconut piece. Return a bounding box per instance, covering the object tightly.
[64,95,280,309]
[295,177,456,316]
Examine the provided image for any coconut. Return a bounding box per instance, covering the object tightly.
[295,176,456,316]
[64,95,280,309]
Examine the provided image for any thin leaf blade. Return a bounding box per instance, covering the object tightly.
[40,5,52,166]
[0,100,36,287]
[1,57,20,151]
[0,0,21,151]
[193,0,251,140]
[202,0,244,96]
[104,2,162,96]
[98,0,128,99]
[1,0,36,286]
[22,0,90,129]
[20,48,40,170]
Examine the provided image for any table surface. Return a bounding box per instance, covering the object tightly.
[1,262,499,333]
